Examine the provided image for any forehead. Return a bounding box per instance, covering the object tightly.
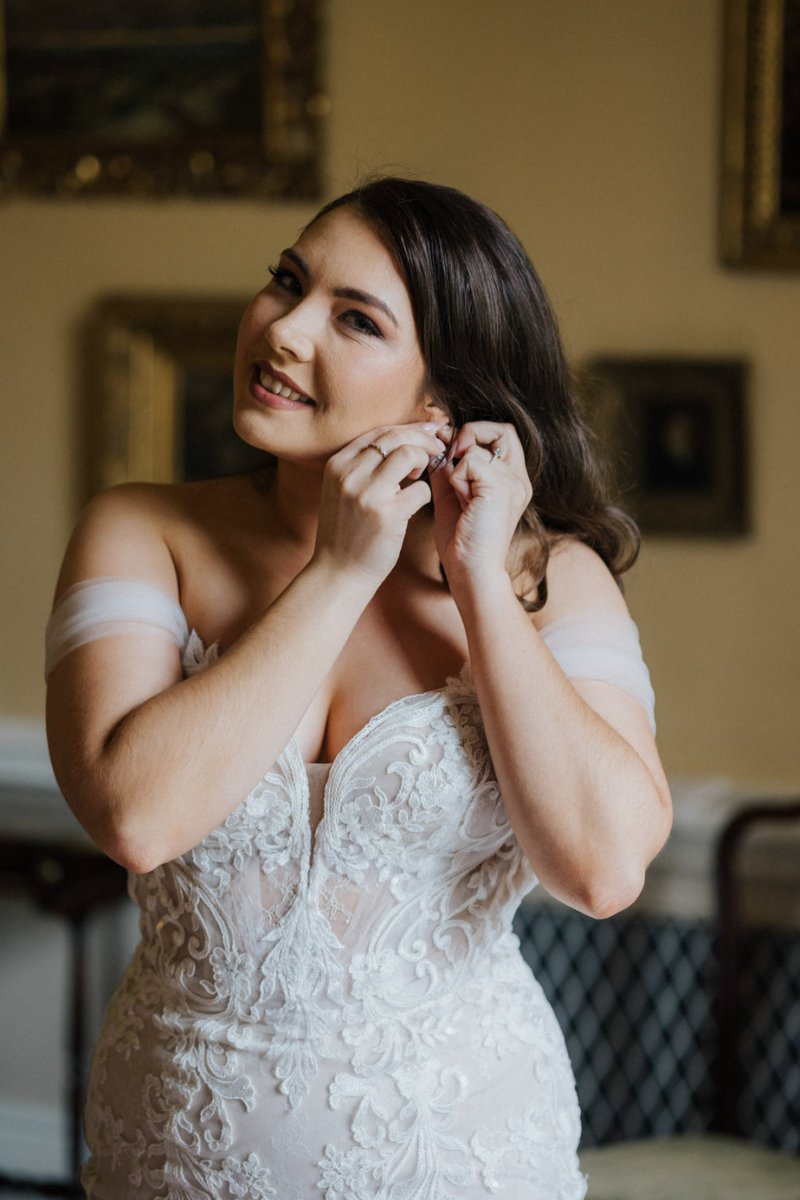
[294,207,409,298]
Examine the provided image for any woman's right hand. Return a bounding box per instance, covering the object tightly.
[313,421,447,584]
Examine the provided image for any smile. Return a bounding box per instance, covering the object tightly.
[257,368,314,405]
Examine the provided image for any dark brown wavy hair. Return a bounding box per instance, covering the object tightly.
[309,176,639,610]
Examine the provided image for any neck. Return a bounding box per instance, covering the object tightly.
[262,458,437,576]
[269,458,325,550]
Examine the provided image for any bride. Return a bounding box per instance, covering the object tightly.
[45,177,670,1199]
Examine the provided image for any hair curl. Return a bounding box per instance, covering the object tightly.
[309,176,639,609]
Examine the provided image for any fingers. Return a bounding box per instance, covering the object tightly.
[346,423,448,487]
[394,478,433,520]
[450,441,532,502]
[448,421,522,466]
[441,422,533,513]
[345,420,447,464]
[368,441,434,486]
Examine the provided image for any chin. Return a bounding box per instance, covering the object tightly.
[232,409,337,466]
[231,409,271,453]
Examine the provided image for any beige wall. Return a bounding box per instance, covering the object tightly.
[1,0,798,784]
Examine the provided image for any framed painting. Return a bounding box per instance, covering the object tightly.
[84,295,271,498]
[582,358,749,536]
[0,0,325,199]
[720,0,800,266]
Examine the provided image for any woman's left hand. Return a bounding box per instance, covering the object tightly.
[429,421,532,587]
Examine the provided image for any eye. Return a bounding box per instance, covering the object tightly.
[266,264,301,295]
[341,309,383,338]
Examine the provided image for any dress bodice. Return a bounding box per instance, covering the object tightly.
[135,635,535,1106]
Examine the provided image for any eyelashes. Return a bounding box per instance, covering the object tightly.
[344,311,382,337]
[267,264,300,293]
[265,265,384,338]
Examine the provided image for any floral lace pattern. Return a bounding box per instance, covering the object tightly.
[82,638,588,1199]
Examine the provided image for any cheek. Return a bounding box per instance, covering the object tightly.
[235,295,274,354]
[339,344,427,393]
[328,364,410,417]
[372,357,428,411]
[234,311,257,363]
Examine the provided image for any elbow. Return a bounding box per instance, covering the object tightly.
[55,755,181,875]
[583,781,673,919]
[578,868,646,920]
[105,836,166,876]
[101,811,179,874]
[70,794,174,876]
[539,780,673,920]
[539,857,646,920]
[86,822,160,875]
[574,806,672,920]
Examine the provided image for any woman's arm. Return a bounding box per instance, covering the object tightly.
[430,424,671,918]
[452,541,671,918]
[47,422,443,873]
[46,487,375,873]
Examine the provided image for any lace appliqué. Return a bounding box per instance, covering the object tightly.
[83,644,587,1199]
[320,1062,479,1199]
[471,1103,587,1199]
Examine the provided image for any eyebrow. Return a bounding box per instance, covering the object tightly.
[282,247,399,328]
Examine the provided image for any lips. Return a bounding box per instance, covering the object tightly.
[256,366,314,405]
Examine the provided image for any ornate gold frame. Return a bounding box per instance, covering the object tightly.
[85,295,251,497]
[0,0,324,199]
[720,0,800,267]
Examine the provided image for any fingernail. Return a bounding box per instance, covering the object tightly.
[422,422,439,432]
[433,437,446,453]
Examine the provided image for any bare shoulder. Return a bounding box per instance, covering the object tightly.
[54,478,233,604]
[533,536,631,629]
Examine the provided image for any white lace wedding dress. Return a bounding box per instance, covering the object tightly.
[45,579,655,1200]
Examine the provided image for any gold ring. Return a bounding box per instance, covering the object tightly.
[368,441,388,460]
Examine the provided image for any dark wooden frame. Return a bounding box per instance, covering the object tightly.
[720,0,800,266]
[582,357,749,537]
[0,0,324,199]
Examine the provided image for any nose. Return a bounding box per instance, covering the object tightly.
[263,304,314,364]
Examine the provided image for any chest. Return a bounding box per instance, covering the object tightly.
[311,590,468,763]
[180,551,469,764]
[180,680,516,892]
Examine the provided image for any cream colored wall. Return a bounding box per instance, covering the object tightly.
[1,0,798,784]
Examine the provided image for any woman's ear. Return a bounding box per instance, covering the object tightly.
[420,393,451,427]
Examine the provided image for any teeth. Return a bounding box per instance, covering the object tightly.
[258,369,311,404]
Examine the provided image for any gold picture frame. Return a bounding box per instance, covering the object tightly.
[720,0,800,267]
[0,0,325,199]
[84,294,270,499]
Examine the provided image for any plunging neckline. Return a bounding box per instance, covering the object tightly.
[182,628,471,863]
[184,625,469,773]
[284,671,469,867]
[297,663,469,770]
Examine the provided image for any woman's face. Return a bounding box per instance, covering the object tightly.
[233,206,440,461]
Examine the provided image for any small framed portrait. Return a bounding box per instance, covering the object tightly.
[582,358,749,536]
[0,0,325,199]
[84,294,269,499]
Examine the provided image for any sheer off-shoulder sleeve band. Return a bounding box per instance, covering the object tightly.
[45,577,190,678]
[539,612,656,733]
